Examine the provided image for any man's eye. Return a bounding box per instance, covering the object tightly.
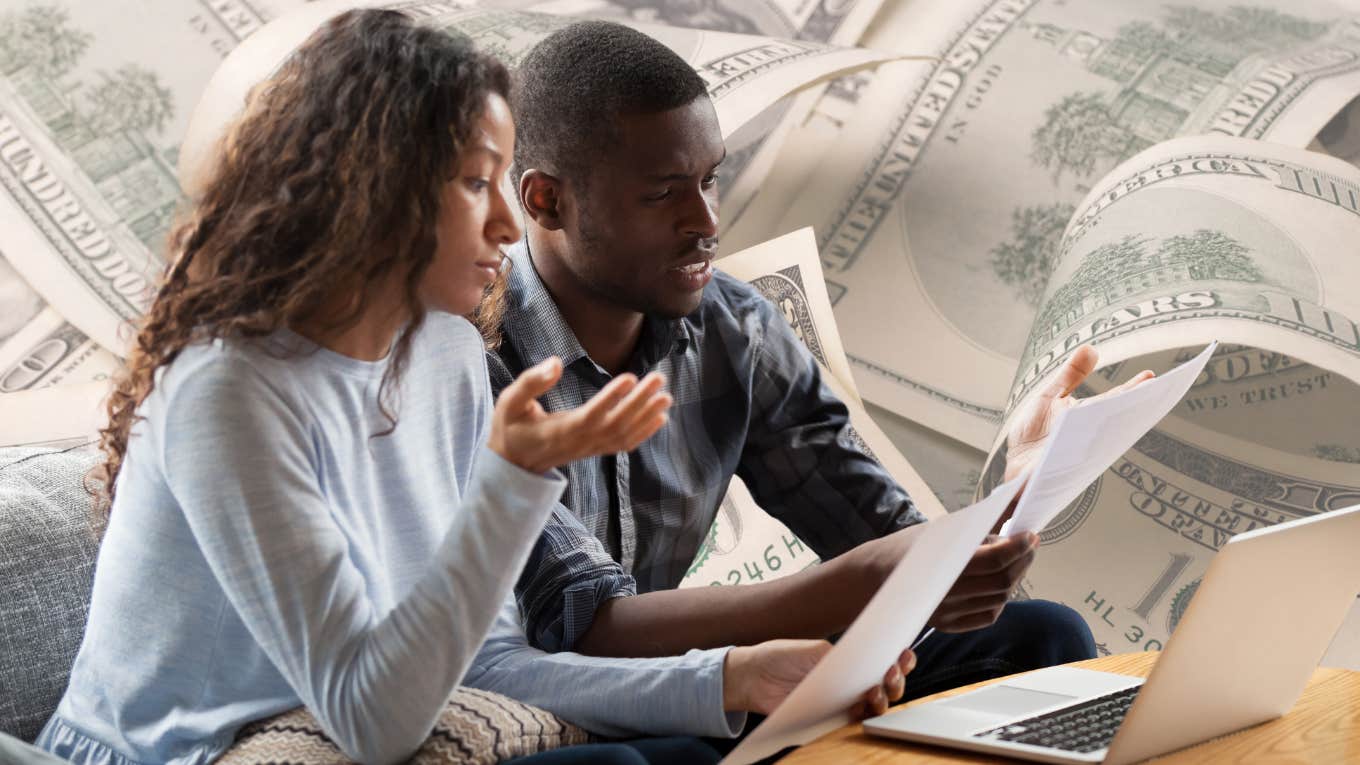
[645,188,672,201]
[701,174,719,188]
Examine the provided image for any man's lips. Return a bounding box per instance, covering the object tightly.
[670,250,717,273]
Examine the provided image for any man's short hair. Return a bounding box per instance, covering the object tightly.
[512,20,709,185]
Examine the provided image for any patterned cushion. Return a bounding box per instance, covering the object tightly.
[0,446,104,743]
[218,687,593,765]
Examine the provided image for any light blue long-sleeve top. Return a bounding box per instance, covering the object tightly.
[37,315,567,765]
[465,600,747,739]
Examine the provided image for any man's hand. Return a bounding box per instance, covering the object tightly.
[722,640,917,719]
[928,533,1037,632]
[488,357,672,474]
[1005,344,1154,482]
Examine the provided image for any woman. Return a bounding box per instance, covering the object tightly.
[37,10,670,764]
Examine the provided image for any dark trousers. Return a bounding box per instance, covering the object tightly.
[508,600,1093,764]
[901,599,1097,701]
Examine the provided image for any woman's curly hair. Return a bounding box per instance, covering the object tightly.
[90,9,510,513]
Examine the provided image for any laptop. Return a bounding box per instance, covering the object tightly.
[864,504,1360,765]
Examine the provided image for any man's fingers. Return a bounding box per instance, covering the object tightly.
[1039,344,1098,401]
[962,533,1036,575]
[951,547,1035,600]
[497,357,564,417]
[940,610,1006,633]
[936,601,1008,632]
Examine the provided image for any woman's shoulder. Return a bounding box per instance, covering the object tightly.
[148,336,309,421]
[409,313,489,378]
[417,312,483,350]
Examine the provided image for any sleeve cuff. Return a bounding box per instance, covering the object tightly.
[541,577,636,652]
[698,645,749,738]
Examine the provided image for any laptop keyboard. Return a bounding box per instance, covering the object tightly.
[973,685,1141,754]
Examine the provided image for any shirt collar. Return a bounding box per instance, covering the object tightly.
[504,240,590,370]
[503,240,692,375]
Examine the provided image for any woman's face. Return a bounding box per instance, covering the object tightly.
[423,92,522,316]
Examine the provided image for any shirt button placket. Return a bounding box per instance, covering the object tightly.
[616,450,636,574]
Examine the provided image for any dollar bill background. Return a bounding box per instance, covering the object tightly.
[476,0,903,222]
[969,136,1360,666]
[715,0,1360,670]
[4,0,1360,680]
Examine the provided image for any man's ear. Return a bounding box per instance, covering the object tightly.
[519,169,565,231]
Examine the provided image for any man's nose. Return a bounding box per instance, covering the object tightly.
[679,187,719,240]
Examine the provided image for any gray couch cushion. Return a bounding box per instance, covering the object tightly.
[0,446,104,743]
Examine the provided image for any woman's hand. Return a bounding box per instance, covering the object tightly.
[488,357,672,474]
[722,639,916,719]
[849,648,917,719]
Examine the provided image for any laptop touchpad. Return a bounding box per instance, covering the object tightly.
[938,685,1077,717]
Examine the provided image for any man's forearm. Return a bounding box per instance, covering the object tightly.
[577,546,881,657]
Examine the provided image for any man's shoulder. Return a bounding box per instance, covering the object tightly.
[699,268,779,327]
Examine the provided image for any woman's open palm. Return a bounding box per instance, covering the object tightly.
[489,357,672,474]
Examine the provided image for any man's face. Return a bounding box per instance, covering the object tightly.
[560,97,724,319]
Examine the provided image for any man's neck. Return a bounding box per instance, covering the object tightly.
[527,238,643,376]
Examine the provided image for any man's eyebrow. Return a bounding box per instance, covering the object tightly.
[645,150,728,182]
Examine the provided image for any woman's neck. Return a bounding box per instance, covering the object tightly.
[292,278,409,361]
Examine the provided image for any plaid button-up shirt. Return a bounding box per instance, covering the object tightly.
[489,241,925,652]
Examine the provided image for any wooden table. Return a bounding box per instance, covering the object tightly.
[782,652,1360,763]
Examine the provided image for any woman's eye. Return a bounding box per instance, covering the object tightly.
[466,177,490,191]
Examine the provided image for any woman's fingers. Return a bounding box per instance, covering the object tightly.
[898,649,917,678]
[621,406,670,452]
[577,372,639,423]
[497,357,563,419]
[533,373,671,466]
[863,685,889,717]
[884,662,906,703]
[600,372,666,430]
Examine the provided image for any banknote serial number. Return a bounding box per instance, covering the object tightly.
[706,534,817,587]
[1083,590,1164,652]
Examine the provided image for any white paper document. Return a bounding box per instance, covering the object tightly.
[719,475,1026,765]
[1000,342,1218,538]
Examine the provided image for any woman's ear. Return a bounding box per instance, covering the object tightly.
[519,169,565,231]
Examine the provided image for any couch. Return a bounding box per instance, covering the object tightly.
[0,446,104,748]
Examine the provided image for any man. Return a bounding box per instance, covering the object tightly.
[466,20,1134,743]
